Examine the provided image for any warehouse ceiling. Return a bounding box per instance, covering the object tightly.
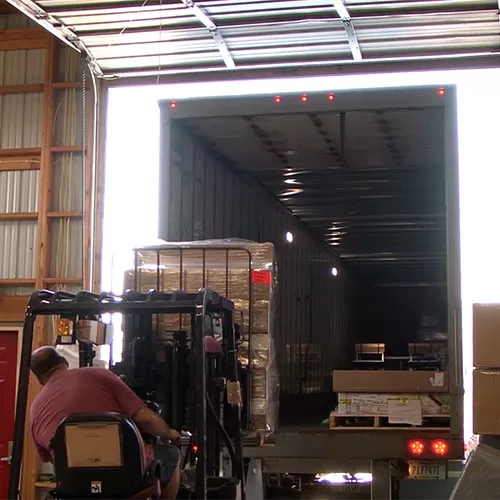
[184,106,447,285]
[3,0,500,81]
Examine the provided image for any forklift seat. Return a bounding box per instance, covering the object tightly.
[50,413,161,499]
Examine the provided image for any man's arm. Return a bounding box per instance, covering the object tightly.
[96,369,179,443]
[29,417,52,463]
[132,407,179,443]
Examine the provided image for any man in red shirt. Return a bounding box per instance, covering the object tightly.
[30,346,181,499]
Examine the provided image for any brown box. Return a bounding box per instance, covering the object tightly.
[333,370,449,393]
[473,303,500,368]
[473,369,500,434]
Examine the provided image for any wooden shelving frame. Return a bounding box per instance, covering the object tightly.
[0,25,104,499]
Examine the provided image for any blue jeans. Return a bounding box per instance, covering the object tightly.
[154,443,180,485]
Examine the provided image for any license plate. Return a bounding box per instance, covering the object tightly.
[407,461,447,480]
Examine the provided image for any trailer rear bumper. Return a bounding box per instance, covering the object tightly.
[243,429,463,467]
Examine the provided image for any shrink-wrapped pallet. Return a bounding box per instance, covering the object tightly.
[124,239,279,435]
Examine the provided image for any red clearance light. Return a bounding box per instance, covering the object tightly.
[170,101,177,109]
[275,95,282,104]
[408,439,425,456]
[431,439,449,456]
[437,87,445,96]
[301,94,308,103]
[192,445,198,454]
[328,92,335,101]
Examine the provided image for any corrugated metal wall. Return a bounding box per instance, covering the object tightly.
[0,17,87,303]
[0,16,99,499]
[50,47,85,287]
[0,15,44,296]
[159,118,359,395]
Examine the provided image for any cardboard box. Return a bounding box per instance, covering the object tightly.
[125,240,279,435]
[336,393,450,416]
[333,370,448,393]
[473,369,500,434]
[473,304,500,368]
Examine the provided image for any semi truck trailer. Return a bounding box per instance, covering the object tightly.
[156,86,462,499]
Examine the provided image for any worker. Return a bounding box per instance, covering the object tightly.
[29,346,182,500]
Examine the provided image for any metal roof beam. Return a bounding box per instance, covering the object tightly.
[181,0,235,69]
[4,0,104,77]
[332,0,362,62]
[5,0,79,50]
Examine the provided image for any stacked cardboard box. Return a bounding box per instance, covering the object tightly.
[124,239,279,435]
[473,304,500,434]
[335,393,450,416]
[331,370,450,428]
[333,370,449,393]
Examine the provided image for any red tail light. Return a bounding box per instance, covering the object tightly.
[431,439,449,456]
[274,95,281,103]
[301,94,308,103]
[192,445,198,454]
[328,92,335,101]
[408,439,425,456]
[170,101,177,109]
[437,87,445,96]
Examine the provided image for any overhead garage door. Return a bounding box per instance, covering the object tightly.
[6,0,499,82]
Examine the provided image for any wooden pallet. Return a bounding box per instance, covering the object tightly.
[329,413,451,430]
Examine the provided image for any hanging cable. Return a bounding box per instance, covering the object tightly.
[81,54,87,287]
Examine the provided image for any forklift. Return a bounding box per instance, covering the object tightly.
[8,288,247,500]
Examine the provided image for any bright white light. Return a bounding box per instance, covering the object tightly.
[102,67,500,448]
[315,472,372,484]
[279,188,303,197]
[285,232,294,243]
[284,178,298,184]
[354,473,373,483]
[331,267,338,277]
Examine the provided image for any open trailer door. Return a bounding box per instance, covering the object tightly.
[444,86,463,460]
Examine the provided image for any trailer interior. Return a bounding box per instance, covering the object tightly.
[156,86,462,497]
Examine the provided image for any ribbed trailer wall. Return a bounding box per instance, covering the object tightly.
[158,117,359,396]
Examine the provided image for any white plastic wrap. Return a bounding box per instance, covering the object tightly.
[125,239,279,436]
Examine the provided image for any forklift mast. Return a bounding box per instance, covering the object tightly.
[8,288,246,500]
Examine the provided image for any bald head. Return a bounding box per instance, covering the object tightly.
[31,346,69,385]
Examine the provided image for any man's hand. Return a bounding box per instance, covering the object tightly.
[133,407,180,445]
[164,428,181,445]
